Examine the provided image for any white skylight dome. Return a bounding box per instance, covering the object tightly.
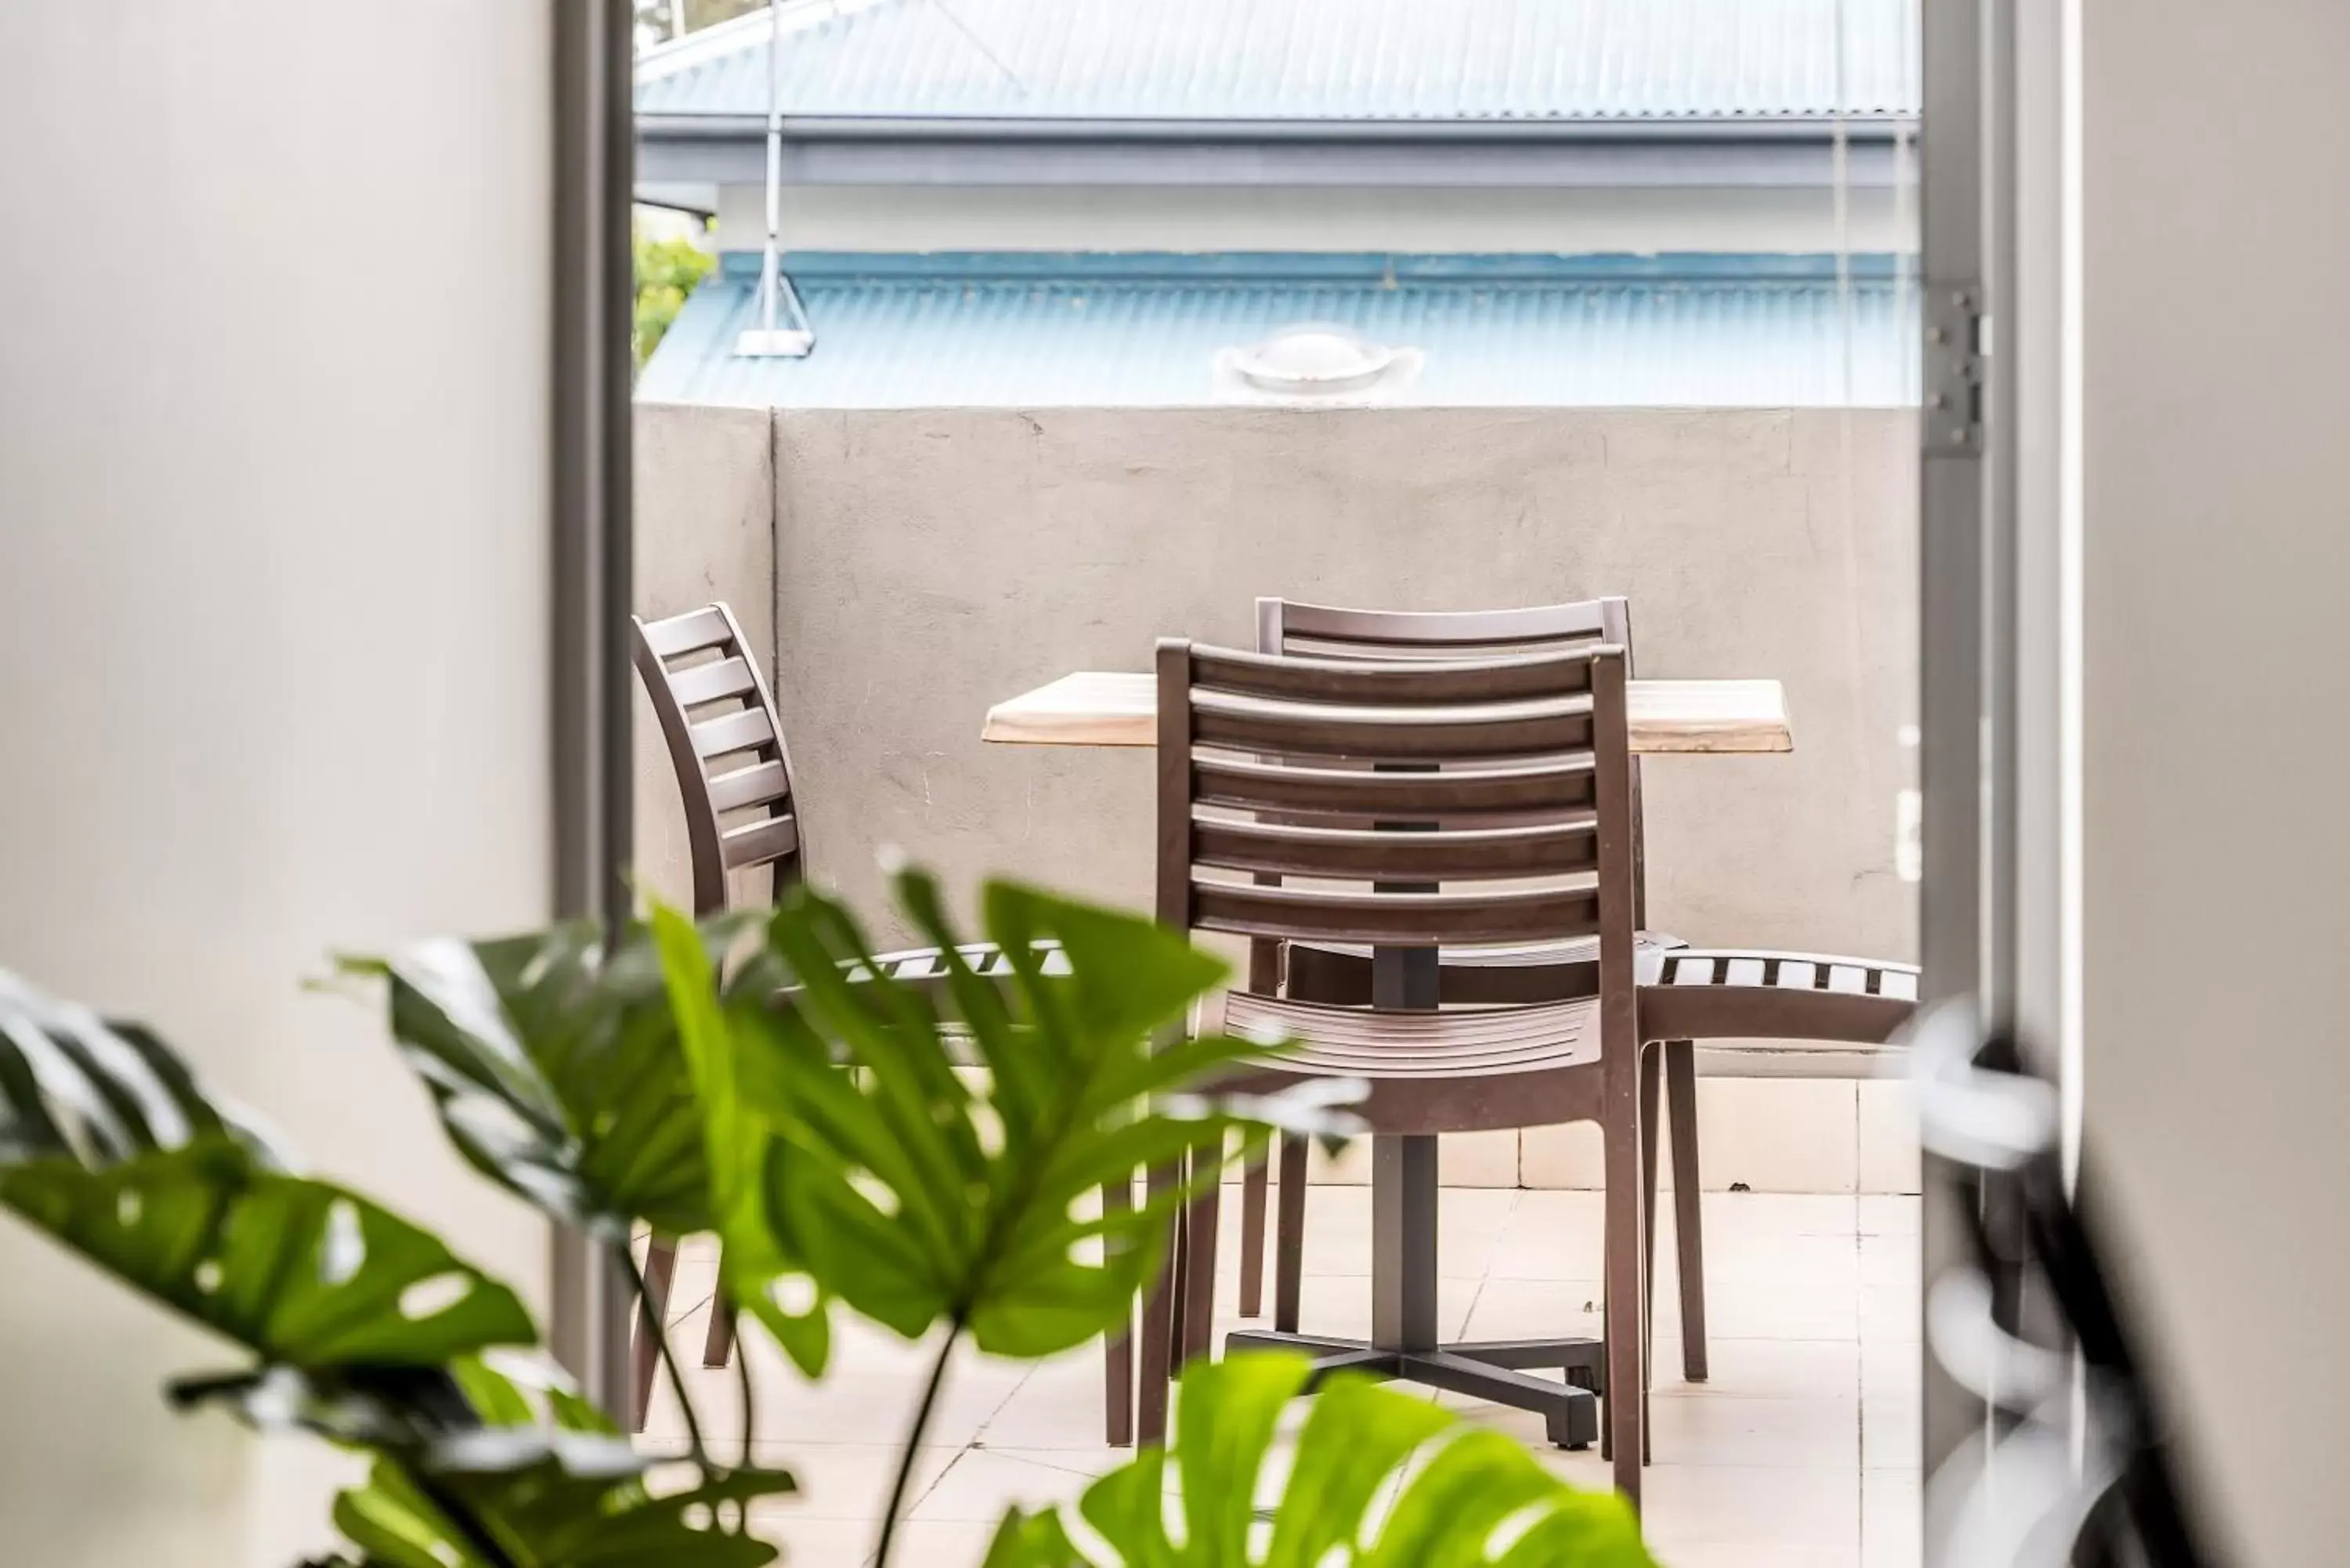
[1230,323,1400,394]
[1212,323,1426,405]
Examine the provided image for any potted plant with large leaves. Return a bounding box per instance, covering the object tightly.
[0,869,1656,1567]
[0,966,791,1568]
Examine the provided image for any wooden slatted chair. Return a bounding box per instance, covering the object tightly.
[630,603,794,1429]
[1234,597,1710,1378]
[1147,636,1653,1504]
[1256,597,1921,1384]
[627,604,1104,1436]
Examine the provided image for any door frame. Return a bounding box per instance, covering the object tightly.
[547,0,641,1415]
[553,0,2082,1499]
[1918,0,2080,1546]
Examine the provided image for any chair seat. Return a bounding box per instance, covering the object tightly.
[841,942,1068,1065]
[1282,930,1683,1006]
[859,938,1068,987]
[1223,990,1607,1136]
[1638,948,1919,1046]
[1270,941,1919,1050]
[1224,991,1601,1080]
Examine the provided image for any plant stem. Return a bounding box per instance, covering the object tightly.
[620,1242,709,1465]
[409,1460,526,1568]
[735,1302,757,1472]
[873,1320,961,1568]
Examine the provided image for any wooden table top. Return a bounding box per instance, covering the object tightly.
[982,670,1792,754]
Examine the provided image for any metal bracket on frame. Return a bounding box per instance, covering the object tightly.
[1925,284,1987,457]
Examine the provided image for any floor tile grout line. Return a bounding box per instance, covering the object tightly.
[906,1444,981,1529]
[1851,1205,1869,1539]
[1447,1184,1516,1342]
[959,1447,1121,1484]
[960,1354,1044,1456]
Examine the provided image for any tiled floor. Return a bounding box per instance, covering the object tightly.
[642,1188,1923,1568]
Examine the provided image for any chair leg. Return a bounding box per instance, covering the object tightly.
[1640,1042,1661,1377]
[1167,1180,1191,1365]
[633,1236,679,1432]
[1665,1039,1708,1382]
[1180,1136,1224,1367]
[1598,1258,1611,1465]
[1602,1089,1647,1507]
[1273,1133,1308,1334]
[1238,1151,1269,1317]
[701,1242,737,1369]
[1135,1159,1183,1446]
[1101,1174,1134,1447]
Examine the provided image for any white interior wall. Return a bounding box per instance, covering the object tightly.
[710,182,1916,256]
[0,5,554,1563]
[2080,2,2350,1561]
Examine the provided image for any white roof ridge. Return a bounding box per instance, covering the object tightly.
[634,0,1924,126]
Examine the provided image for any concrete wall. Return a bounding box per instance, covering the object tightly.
[2079,2,2350,1560]
[0,4,554,1564]
[710,182,1918,258]
[766,406,1916,956]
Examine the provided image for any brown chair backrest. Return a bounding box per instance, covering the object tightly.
[1256,598,1625,665]
[1254,596,1655,992]
[1155,639,1638,957]
[631,603,804,917]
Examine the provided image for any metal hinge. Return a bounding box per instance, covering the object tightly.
[1924,285,1987,457]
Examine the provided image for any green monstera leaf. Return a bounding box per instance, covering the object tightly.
[0,973,556,1454]
[164,1348,641,1476]
[984,1353,1657,1568]
[0,1139,534,1378]
[333,1452,796,1568]
[443,1349,617,1440]
[343,916,758,1241]
[653,869,1358,1375]
[0,968,288,1168]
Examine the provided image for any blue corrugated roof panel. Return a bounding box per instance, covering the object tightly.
[636,252,1918,409]
[636,0,1919,123]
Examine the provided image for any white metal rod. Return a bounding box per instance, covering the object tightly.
[758,0,783,334]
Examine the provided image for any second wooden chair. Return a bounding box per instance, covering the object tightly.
[1245,598,1921,1386]
[629,603,1106,1436]
[1235,596,1712,1378]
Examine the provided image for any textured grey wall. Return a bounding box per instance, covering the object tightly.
[752,406,1918,961]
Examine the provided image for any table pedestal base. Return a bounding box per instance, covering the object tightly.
[1203,892,1620,1457]
[1222,1329,1603,1449]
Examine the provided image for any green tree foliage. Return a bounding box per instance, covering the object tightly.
[634,219,715,372]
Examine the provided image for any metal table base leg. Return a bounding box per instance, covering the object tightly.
[1214,857,1607,1454]
[1223,1328,1605,1449]
[1448,1335,1608,1389]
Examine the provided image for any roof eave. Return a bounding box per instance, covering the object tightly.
[635,117,1917,189]
[636,112,1916,143]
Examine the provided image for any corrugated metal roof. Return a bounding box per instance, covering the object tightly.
[636,252,1918,409]
[635,0,1919,124]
